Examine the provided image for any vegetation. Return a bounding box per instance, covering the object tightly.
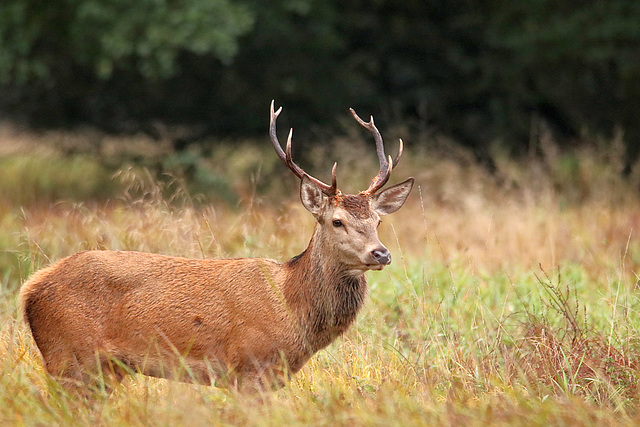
[1,127,640,425]
[1,0,639,163]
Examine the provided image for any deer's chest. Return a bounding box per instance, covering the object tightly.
[307,277,367,349]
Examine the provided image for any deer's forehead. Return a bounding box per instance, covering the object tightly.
[332,194,375,220]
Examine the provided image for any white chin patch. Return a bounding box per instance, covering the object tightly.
[345,264,385,275]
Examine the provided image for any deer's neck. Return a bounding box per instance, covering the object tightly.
[283,227,368,352]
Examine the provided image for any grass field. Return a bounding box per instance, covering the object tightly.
[1,128,640,425]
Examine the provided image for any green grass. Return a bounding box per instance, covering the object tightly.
[1,131,640,425]
[0,154,119,205]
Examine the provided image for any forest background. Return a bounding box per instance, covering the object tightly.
[1,0,639,167]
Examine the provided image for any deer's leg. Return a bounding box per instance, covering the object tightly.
[44,348,126,396]
[236,362,289,394]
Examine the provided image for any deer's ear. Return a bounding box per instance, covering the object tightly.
[372,177,414,215]
[300,176,327,218]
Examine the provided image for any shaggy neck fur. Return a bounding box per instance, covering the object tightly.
[283,224,368,353]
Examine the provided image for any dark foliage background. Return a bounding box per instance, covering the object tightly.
[1,0,639,167]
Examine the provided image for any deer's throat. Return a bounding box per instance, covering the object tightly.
[284,241,368,351]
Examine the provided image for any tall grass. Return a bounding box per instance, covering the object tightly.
[1,129,640,425]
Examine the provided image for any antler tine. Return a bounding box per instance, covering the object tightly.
[350,108,398,195]
[269,100,338,196]
[270,100,288,163]
[285,128,295,163]
[330,162,338,191]
[393,138,404,168]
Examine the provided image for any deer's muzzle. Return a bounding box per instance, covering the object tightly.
[370,247,391,265]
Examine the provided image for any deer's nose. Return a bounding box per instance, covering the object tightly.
[371,247,391,265]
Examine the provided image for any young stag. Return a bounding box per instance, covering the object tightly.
[20,101,414,392]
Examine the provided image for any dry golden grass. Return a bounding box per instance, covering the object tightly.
[1,128,640,425]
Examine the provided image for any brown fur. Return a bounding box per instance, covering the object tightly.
[22,251,308,390]
[336,194,373,219]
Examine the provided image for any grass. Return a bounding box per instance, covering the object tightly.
[1,127,640,425]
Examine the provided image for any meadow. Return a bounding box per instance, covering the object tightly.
[1,126,640,425]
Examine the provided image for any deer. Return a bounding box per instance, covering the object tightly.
[20,101,414,393]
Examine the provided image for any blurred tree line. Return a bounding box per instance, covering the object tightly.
[0,0,639,169]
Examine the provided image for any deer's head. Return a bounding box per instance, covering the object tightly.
[270,101,413,274]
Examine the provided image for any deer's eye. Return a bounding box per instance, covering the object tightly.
[332,219,343,228]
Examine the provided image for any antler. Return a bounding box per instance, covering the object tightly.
[270,100,338,196]
[349,108,403,195]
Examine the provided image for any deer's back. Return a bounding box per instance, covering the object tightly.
[21,250,303,377]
